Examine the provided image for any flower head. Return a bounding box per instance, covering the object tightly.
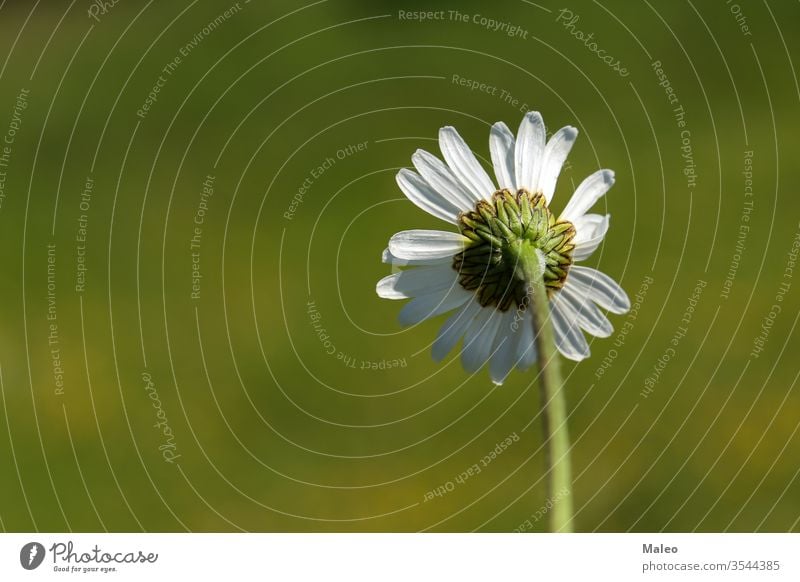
[377,112,630,384]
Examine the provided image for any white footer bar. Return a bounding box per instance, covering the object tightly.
[0,533,796,581]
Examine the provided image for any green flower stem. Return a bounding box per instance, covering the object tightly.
[514,241,574,533]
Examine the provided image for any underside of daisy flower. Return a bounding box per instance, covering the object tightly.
[454,188,576,311]
[377,111,630,379]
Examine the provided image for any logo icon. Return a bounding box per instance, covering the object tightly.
[20,542,45,570]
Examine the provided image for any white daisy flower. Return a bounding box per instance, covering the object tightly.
[377,112,630,385]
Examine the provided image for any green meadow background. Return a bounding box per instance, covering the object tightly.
[0,0,797,532]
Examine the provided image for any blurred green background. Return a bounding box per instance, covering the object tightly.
[0,0,797,532]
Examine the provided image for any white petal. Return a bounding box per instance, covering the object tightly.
[376,265,457,300]
[516,309,537,370]
[573,214,610,261]
[489,310,518,385]
[514,111,546,192]
[556,286,613,338]
[461,308,501,373]
[381,247,452,267]
[560,169,614,223]
[398,285,472,326]
[388,229,466,261]
[572,214,606,245]
[412,149,476,210]
[439,126,496,201]
[396,168,460,224]
[550,299,590,361]
[538,126,578,203]
[567,266,630,314]
[489,122,516,191]
[431,298,481,361]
